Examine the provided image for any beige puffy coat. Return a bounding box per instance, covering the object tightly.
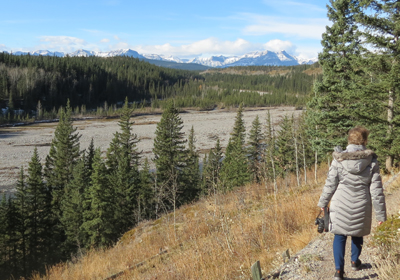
[318,148,387,236]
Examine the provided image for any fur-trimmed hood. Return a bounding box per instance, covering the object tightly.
[332,149,377,175]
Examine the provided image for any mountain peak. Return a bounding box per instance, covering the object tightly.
[3,48,317,67]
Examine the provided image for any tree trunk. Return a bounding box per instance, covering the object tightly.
[314,150,318,183]
[302,139,307,185]
[386,89,394,171]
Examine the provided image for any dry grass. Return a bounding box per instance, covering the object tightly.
[34,165,331,280]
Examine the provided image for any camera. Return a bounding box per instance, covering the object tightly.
[315,217,325,233]
[315,207,329,233]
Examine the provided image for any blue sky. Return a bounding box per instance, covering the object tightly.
[0,0,331,59]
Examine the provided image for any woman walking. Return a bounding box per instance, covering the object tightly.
[318,126,387,280]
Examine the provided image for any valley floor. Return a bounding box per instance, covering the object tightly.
[0,106,302,194]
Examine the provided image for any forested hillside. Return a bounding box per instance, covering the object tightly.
[0,53,320,123]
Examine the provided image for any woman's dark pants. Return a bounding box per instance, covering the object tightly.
[333,234,363,271]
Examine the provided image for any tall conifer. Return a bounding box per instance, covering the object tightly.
[220,104,250,190]
[153,101,187,214]
[306,0,363,155]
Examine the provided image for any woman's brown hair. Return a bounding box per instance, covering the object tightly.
[348,126,369,146]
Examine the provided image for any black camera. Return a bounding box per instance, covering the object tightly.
[315,207,329,233]
[315,217,325,233]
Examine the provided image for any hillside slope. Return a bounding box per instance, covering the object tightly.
[34,168,400,280]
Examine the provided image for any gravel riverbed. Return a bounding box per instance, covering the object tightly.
[0,106,302,194]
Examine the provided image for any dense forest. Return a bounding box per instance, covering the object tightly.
[0,52,320,123]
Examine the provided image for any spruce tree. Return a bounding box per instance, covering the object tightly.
[182,126,200,202]
[106,98,140,234]
[356,0,400,170]
[306,0,363,156]
[14,168,28,276]
[153,101,187,215]
[25,148,52,268]
[137,158,154,222]
[276,116,295,177]
[82,149,115,248]
[44,100,81,217]
[248,115,263,183]
[60,159,87,252]
[220,104,250,190]
[202,138,223,194]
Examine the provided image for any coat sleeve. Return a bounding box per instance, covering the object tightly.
[370,160,387,222]
[317,160,339,208]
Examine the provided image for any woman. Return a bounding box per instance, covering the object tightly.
[318,126,387,280]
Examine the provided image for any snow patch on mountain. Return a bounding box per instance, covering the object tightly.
[3,48,318,67]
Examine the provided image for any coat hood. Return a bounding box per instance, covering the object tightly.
[332,149,377,174]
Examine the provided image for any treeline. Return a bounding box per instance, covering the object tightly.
[305,0,400,171]
[0,101,315,279]
[0,52,320,123]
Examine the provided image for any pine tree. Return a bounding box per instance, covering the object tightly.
[153,101,187,216]
[248,115,263,183]
[306,0,363,156]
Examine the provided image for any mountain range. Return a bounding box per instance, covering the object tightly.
[4,49,317,68]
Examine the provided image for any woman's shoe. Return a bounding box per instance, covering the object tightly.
[334,270,344,280]
[351,259,362,271]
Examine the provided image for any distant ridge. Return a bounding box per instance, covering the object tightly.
[2,48,318,68]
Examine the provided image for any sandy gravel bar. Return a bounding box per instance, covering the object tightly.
[0,106,302,194]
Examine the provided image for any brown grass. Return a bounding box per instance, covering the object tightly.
[34,165,332,280]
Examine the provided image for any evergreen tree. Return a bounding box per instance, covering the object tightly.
[137,158,154,222]
[306,0,363,156]
[44,100,81,215]
[60,159,87,253]
[25,148,52,269]
[182,126,200,201]
[248,115,263,183]
[106,98,140,234]
[202,138,223,194]
[356,0,400,170]
[275,116,295,177]
[14,168,28,276]
[153,101,187,215]
[0,195,7,273]
[82,149,115,248]
[220,104,250,190]
[43,100,81,257]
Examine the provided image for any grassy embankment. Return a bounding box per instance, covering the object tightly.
[32,164,398,280]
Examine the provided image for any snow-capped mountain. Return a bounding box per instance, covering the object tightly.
[3,48,317,67]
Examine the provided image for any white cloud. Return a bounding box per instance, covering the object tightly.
[135,37,260,57]
[114,35,120,41]
[100,38,110,43]
[242,14,328,39]
[0,44,7,51]
[263,39,295,53]
[36,36,102,53]
[40,36,86,46]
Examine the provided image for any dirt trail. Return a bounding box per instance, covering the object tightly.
[268,178,400,280]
